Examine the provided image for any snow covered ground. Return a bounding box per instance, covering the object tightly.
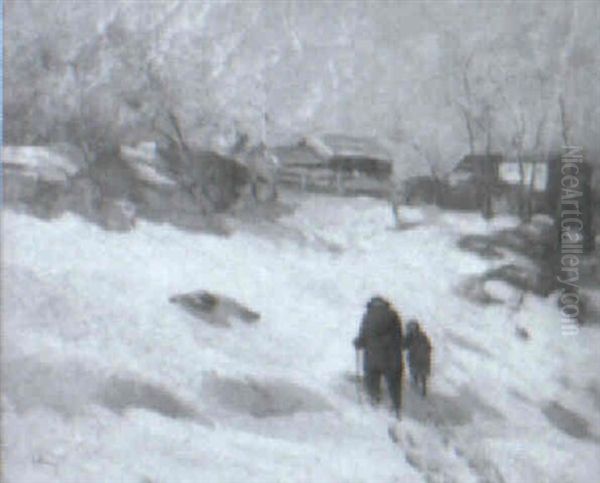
[3,193,599,483]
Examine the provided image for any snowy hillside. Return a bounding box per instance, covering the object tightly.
[3,195,600,483]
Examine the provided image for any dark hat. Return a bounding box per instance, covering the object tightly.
[367,296,388,308]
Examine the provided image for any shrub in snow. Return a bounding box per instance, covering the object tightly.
[99,198,137,232]
[188,150,250,212]
[2,168,38,205]
[483,264,544,295]
[457,276,502,306]
[87,150,137,200]
[457,235,505,260]
[65,176,103,220]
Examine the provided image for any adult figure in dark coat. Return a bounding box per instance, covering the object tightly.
[353,296,404,416]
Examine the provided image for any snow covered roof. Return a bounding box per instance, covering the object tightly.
[2,145,85,183]
[120,142,178,188]
[303,134,392,161]
[127,162,178,189]
[272,144,324,167]
[454,154,502,173]
[120,142,158,164]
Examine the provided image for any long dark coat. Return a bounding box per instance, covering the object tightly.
[404,329,432,376]
[355,301,403,372]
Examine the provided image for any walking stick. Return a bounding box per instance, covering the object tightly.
[355,348,362,405]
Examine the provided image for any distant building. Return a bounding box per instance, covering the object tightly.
[305,133,393,177]
[448,154,502,188]
[495,157,550,215]
[272,143,323,169]
[443,154,559,216]
[499,159,548,193]
[402,176,442,205]
[275,134,393,197]
[444,154,502,215]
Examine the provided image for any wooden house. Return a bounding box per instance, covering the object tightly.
[444,154,502,213]
[275,134,393,197]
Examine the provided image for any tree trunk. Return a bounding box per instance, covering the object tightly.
[390,188,400,227]
[461,108,475,154]
[482,119,494,219]
[516,154,527,220]
[525,160,537,222]
[559,95,571,147]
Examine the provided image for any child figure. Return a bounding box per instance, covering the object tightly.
[404,320,432,397]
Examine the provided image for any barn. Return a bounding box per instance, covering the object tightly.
[275,134,393,197]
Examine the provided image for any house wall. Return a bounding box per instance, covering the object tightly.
[499,162,548,192]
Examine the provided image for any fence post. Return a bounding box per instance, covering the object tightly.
[336,171,344,194]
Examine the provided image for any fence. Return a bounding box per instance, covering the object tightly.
[277,166,390,198]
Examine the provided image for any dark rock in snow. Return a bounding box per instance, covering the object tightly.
[542,401,593,440]
[515,326,530,340]
[169,290,260,326]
